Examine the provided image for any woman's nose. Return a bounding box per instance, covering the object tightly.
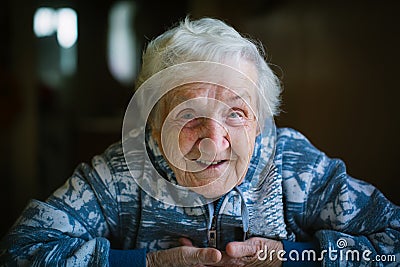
[199,118,229,153]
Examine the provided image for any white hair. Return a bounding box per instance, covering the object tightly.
[136,17,281,130]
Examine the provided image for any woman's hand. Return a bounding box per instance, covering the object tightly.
[146,239,222,267]
[221,237,283,267]
[178,237,283,267]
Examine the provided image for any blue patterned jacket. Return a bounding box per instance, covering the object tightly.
[1,128,399,266]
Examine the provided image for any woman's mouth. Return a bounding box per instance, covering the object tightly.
[195,159,228,169]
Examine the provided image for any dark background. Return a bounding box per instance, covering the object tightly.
[1,0,399,236]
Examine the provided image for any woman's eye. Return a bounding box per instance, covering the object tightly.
[182,113,194,119]
[228,111,244,119]
[178,111,195,120]
[226,110,246,126]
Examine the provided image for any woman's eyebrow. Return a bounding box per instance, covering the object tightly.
[226,92,251,105]
[168,89,252,109]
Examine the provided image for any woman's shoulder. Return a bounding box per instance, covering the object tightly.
[88,139,143,188]
[275,127,325,176]
[276,127,322,156]
[100,140,128,173]
[276,127,313,143]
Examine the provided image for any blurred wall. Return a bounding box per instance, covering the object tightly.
[1,0,399,236]
[1,0,38,237]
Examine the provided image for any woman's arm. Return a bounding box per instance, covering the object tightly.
[280,128,399,266]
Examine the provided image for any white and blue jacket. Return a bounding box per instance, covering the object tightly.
[1,128,399,266]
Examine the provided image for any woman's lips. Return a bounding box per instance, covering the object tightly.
[196,159,224,165]
[182,154,233,173]
[194,159,228,170]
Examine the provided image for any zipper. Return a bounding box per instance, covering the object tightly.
[208,216,217,248]
[233,186,250,242]
[206,196,225,248]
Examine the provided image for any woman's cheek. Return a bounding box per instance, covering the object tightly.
[178,128,198,156]
[160,121,189,167]
[160,129,182,167]
[230,127,251,155]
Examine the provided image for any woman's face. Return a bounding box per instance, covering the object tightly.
[153,63,259,198]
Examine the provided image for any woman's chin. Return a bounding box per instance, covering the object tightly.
[175,167,246,198]
[186,178,239,199]
[190,185,228,199]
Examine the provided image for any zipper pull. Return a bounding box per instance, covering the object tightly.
[208,229,217,248]
[208,215,217,248]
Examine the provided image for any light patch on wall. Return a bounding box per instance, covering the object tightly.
[34,7,78,48]
[57,8,78,49]
[34,7,57,37]
[107,1,137,86]
[33,7,78,80]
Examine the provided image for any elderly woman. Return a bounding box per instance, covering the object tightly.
[1,17,399,267]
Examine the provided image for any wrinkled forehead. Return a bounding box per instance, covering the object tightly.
[136,61,265,123]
